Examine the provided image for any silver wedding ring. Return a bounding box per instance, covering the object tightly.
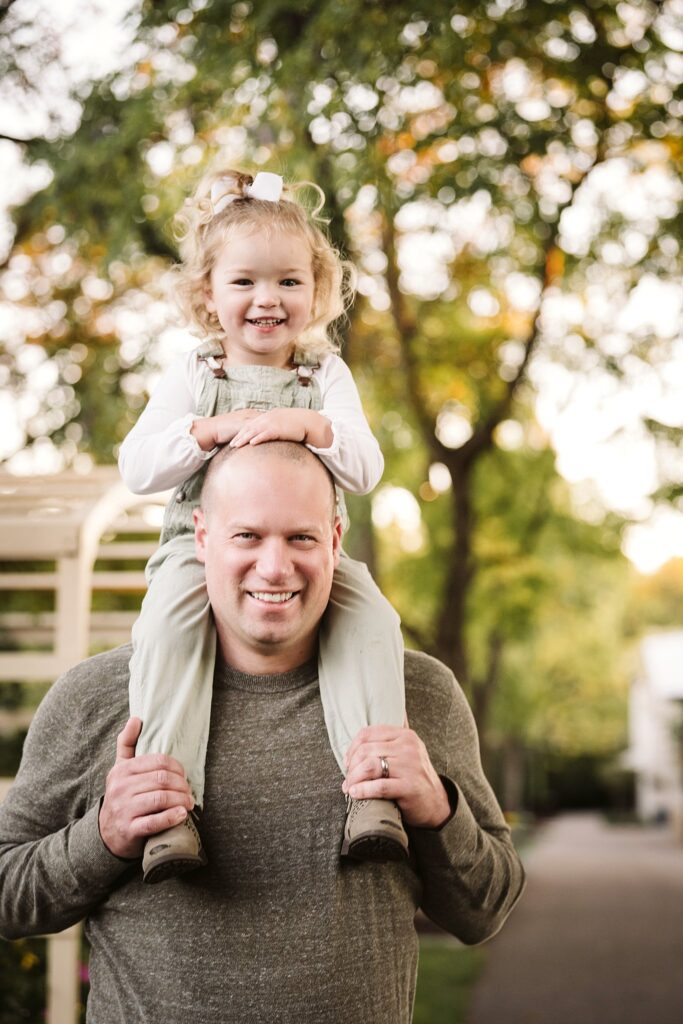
[379,755,390,779]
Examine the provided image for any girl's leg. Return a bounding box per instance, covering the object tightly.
[130,533,215,813]
[318,556,408,861]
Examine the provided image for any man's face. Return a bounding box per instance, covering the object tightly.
[194,449,342,673]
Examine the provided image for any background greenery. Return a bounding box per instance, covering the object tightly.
[3,0,681,782]
[1,0,683,1018]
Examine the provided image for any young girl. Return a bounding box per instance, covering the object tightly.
[119,169,408,883]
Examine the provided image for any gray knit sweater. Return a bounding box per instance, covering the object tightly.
[0,645,524,1023]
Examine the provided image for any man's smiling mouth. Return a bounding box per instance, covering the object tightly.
[249,591,295,603]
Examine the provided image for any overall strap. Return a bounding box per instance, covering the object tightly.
[292,348,320,388]
[196,339,227,379]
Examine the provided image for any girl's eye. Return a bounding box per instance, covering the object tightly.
[232,278,253,286]
[281,278,299,287]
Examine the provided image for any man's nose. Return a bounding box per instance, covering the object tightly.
[256,539,292,581]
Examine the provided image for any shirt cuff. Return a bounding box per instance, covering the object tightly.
[67,802,138,887]
[306,414,341,457]
[183,413,218,461]
[408,775,483,863]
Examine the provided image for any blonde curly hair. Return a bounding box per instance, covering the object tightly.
[172,169,356,361]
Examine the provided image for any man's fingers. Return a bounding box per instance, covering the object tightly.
[115,717,142,762]
[129,787,193,820]
[123,752,188,778]
[124,768,194,798]
[344,778,403,801]
[344,727,407,768]
[127,805,189,840]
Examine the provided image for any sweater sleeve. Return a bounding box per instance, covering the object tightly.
[0,662,132,939]
[308,355,384,495]
[118,352,215,494]
[407,657,526,945]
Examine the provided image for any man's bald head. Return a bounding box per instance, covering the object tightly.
[200,441,338,524]
[194,440,343,673]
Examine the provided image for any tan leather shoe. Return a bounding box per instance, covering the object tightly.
[340,798,409,862]
[142,810,208,884]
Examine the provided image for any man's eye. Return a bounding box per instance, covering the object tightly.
[234,532,257,541]
[291,534,315,543]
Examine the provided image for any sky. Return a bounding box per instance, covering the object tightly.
[2,0,683,574]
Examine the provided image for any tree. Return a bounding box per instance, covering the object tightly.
[2,0,680,750]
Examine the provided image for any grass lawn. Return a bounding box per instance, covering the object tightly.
[413,938,486,1024]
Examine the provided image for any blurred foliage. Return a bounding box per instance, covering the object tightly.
[626,557,683,631]
[0,933,89,1024]
[0,936,46,1024]
[1,0,682,766]
[412,940,486,1024]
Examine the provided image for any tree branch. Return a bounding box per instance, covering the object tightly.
[0,131,43,146]
[382,212,445,462]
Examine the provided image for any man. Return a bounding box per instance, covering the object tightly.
[0,442,524,1023]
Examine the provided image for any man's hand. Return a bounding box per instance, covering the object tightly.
[98,717,194,859]
[342,724,453,829]
[229,408,333,449]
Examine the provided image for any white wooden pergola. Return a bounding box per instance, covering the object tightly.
[0,467,168,1024]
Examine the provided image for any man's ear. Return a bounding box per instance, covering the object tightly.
[194,507,208,564]
[331,516,343,569]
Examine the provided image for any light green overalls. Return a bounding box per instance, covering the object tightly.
[129,345,405,805]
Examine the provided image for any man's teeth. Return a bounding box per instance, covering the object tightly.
[250,591,294,603]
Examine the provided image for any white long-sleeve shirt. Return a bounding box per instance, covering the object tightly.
[118,351,384,496]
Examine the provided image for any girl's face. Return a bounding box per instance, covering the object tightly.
[206,227,316,366]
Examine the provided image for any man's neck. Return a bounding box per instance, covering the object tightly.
[216,635,317,677]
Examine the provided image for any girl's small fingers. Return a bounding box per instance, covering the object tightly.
[249,430,276,445]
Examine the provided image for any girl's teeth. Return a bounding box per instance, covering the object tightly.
[251,591,293,603]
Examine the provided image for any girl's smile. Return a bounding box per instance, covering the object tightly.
[206,227,316,367]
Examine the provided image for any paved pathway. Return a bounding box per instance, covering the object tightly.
[467,813,683,1024]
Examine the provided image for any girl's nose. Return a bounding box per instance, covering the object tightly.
[254,284,278,307]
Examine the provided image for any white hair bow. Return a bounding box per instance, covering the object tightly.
[210,172,283,215]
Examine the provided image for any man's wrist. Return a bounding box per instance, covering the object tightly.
[97,797,139,863]
[424,777,458,831]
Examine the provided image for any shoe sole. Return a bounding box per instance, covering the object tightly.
[143,852,208,885]
[341,831,409,863]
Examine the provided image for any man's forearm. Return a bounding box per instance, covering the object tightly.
[410,783,525,945]
[0,803,129,939]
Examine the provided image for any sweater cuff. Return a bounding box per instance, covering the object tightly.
[408,775,482,860]
[68,802,138,887]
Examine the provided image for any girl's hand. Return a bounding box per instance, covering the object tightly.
[230,409,333,449]
[191,409,261,451]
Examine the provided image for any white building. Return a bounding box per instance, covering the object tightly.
[626,631,683,827]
